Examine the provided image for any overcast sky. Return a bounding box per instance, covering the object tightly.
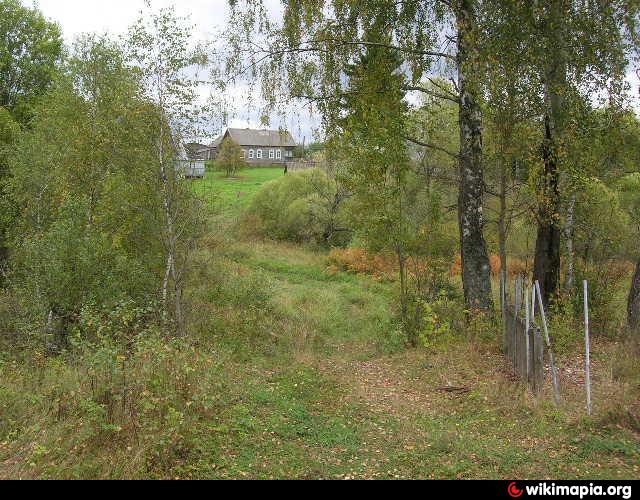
[30,0,640,143]
[31,0,320,142]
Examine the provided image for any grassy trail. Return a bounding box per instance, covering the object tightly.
[181,172,640,478]
[1,168,637,479]
[188,235,639,479]
[188,169,639,479]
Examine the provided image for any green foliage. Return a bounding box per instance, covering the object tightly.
[294,141,324,159]
[327,18,461,344]
[415,294,454,350]
[6,35,173,338]
[0,106,18,155]
[16,198,157,317]
[0,0,64,123]
[547,297,581,356]
[618,173,640,231]
[572,263,630,336]
[246,168,351,246]
[573,177,632,261]
[215,137,247,177]
[0,106,19,277]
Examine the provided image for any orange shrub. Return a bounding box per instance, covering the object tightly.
[450,254,462,277]
[450,253,529,278]
[490,254,501,276]
[327,247,397,280]
[509,258,528,277]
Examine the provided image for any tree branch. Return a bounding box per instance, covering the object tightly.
[403,135,459,159]
[403,85,460,104]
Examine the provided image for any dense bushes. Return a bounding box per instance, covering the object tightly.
[244,168,351,246]
[4,35,201,345]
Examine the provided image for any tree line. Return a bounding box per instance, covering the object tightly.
[0,0,205,344]
[224,0,640,334]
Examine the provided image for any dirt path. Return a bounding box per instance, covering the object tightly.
[318,355,445,421]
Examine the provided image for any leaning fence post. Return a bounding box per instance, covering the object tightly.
[501,272,507,353]
[535,280,561,404]
[583,280,592,416]
[514,276,522,367]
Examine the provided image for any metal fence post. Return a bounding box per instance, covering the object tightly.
[583,280,592,416]
[535,281,561,404]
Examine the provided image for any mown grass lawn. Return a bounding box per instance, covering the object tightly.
[192,167,285,215]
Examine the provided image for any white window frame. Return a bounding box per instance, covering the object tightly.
[285,149,293,158]
[248,149,254,159]
[241,149,246,159]
[269,149,275,159]
[256,149,263,159]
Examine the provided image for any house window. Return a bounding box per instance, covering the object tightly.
[269,149,275,159]
[257,149,263,159]
[276,149,282,160]
[249,149,254,159]
[241,149,246,159]
[285,149,293,158]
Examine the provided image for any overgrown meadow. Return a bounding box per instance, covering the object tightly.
[1,0,640,481]
[1,168,638,479]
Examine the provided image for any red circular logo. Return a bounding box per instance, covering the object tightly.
[508,482,524,498]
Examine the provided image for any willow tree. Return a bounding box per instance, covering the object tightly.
[225,0,494,311]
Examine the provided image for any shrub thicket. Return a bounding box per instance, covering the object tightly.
[245,168,351,247]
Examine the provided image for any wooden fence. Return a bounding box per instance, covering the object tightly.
[502,276,593,413]
[504,308,545,393]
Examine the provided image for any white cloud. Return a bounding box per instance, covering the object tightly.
[33,0,229,43]
[31,0,319,142]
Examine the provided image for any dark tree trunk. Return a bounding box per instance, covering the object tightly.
[456,0,493,312]
[563,194,576,294]
[628,257,640,333]
[533,1,566,308]
[533,115,562,307]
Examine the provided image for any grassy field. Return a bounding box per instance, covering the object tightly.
[192,167,285,215]
[1,168,638,479]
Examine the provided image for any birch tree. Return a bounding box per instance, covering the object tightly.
[0,0,63,279]
[491,0,639,306]
[126,3,206,336]
[7,36,168,339]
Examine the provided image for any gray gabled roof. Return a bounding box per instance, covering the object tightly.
[208,135,224,148]
[224,128,297,148]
